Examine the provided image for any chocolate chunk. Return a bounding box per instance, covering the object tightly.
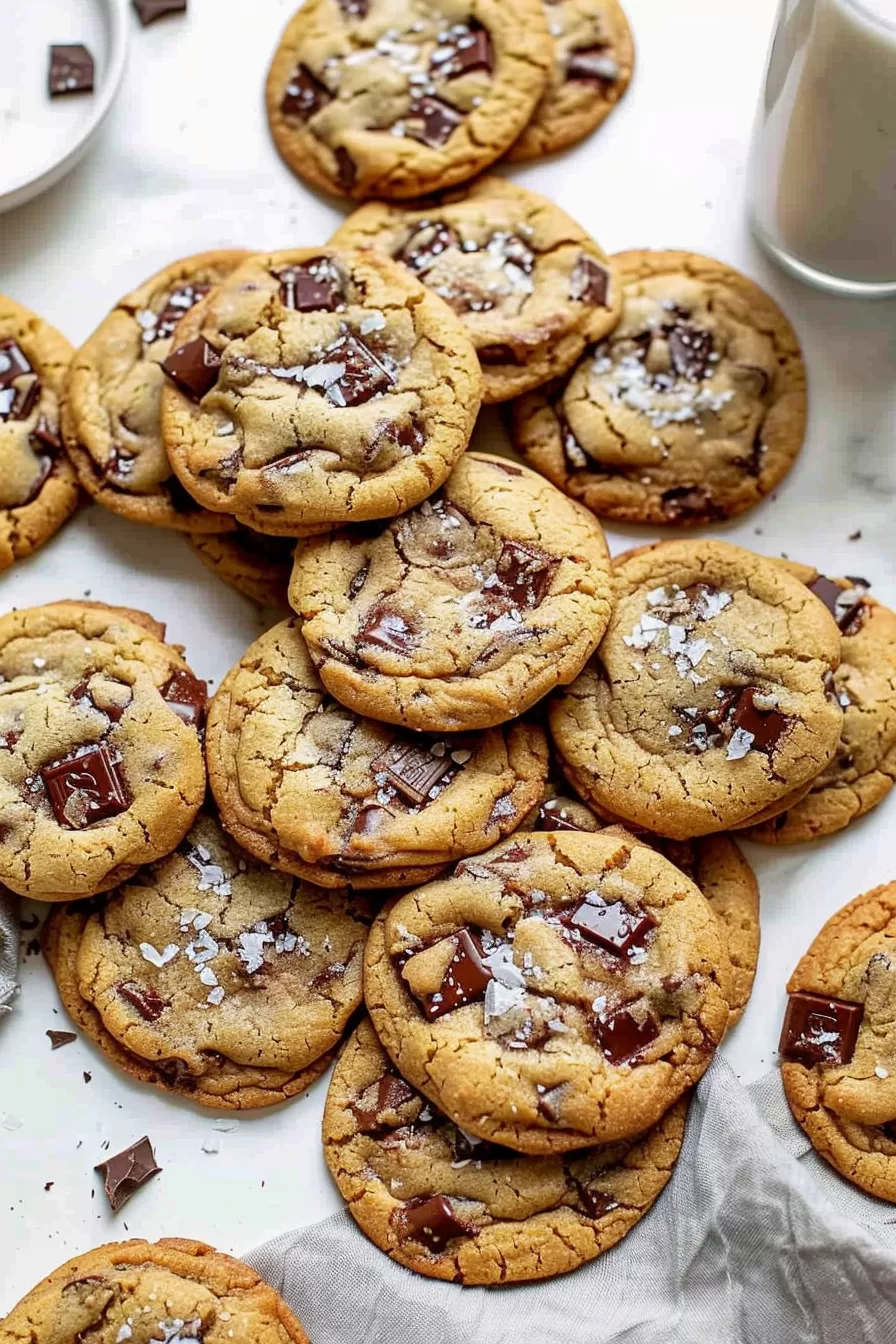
[42,745,130,829]
[348,562,370,598]
[570,256,610,307]
[807,575,868,635]
[478,344,522,366]
[433,25,493,79]
[779,991,863,1067]
[574,1184,620,1220]
[397,1194,473,1252]
[160,337,220,401]
[351,804,389,837]
[48,45,94,97]
[95,1136,161,1212]
[730,688,789,752]
[147,284,211,345]
[46,1030,77,1049]
[661,486,721,522]
[488,540,558,613]
[277,259,344,312]
[117,982,167,1022]
[537,1084,566,1123]
[281,65,332,120]
[326,335,393,407]
[335,146,357,193]
[667,323,714,381]
[569,899,656,956]
[373,741,457,805]
[410,928,493,1020]
[162,668,208,728]
[31,417,62,454]
[404,97,464,149]
[337,0,368,12]
[595,1007,659,1064]
[537,798,593,832]
[0,341,38,421]
[133,0,187,24]
[451,1126,516,1162]
[487,460,522,476]
[397,222,458,274]
[566,46,620,82]
[360,604,416,653]
[354,1072,416,1130]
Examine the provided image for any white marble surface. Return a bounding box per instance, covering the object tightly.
[1,0,896,1314]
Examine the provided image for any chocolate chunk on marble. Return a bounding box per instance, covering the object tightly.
[46,1030,77,1049]
[95,1136,161,1212]
[779,991,863,1067]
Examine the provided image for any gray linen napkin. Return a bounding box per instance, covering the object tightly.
[248,1056,896,1344]
[0,888,19,1016]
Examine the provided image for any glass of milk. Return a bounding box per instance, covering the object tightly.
[747,0,896,297]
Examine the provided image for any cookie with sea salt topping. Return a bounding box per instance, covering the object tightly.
[322,1017,686,1282]
[206,618,549,888]
[289,452,613,732]
[548,540,843,840]
[43,810,370,1108]
[265,0,551,200]
[0,294,79,570]
[780,882,896,1202]
[364,829,732,1154]
[330,178,621,402]
[512,250,807,526]
[0,602,206,901]
[160,248,481,535]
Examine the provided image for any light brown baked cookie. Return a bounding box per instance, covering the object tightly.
[63,252,250,532]
[266,0,551,200]
[330,178,621,402]
[780,883,896,1202]
[512,250,807,526]
[0,1238,309,1344]
[290,453,613,732]
[43,810,369,1108]
[0,602,206,901]
[187,528,295,607]
[0,294,79,570]
[549,540,843,839]
[323,1017,686,1283]
[506,0,634,162]
[364,830,732,1154]
[161,248,482,535]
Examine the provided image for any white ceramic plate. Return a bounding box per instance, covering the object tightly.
[0,0,129,215]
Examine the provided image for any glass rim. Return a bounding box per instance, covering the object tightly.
[842,0,896,34]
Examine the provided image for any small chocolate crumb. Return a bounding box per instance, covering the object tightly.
[44,1182,54,1191]
[46,1030,77,1050]
[849,530,862,541]
[83,1072,92,1084]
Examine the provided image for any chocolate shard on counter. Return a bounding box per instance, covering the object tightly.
[46,1030,77,1050]
[95,1136,161,1212]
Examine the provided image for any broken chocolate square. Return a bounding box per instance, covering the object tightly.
[48,45,95,97]
[95,1136,161,1212]
[133,0,187,24]
[408,928,493,1021]
[779,991,863,1067]
[373,741,457,805]
[569,899,656,956]
[160,337,221,401]
[396,1194,473,1251]
[42,744,130,829]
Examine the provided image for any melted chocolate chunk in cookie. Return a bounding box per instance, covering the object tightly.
[570,256,610,307]
[142,285,211,345]
[161,337,221,401]
[0,341,38,421]
[569,898,656,957]
[406,928,493,1020]
[397,222,458,274]
[596,1006,659,1064]
[117,981,168,1022]
[325,335,393,406]
[372,741,458,806]
[281,64,332,120]
[808,574,869,636]
[396,1193,474,1252]
[432,24,493,79]
[566,46,620,83]
[162,668,208,728]
[404,97,465,148]
[277,258,345,312]
[779,991,863,1067]
[41,745,130,829]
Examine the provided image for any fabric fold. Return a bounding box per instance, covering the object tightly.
[0,888,19,1017]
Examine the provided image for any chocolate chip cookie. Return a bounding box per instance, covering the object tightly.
[161,248,482,535]
[1,1238,309,1344]
[289,453,613,733]
[329,178,621,402]
[743,562,896,845]
[63,252,250,533]
[512,251,807,526]
[506,0,634,162]
[187,528,295,607]
[780,882,896,1202]
[265,0,551,200]
[323,1017,686,1282]
[206,618,548,888]
[364,829,732,1154]
[549,540,844,839]
[0,295,79,570]
[43,810,369,1108]
[0,602,206,901]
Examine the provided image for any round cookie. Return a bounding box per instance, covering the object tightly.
[512,250,807,526]
[364,829,733,1154]
[289,453,613,732]
[506,0,634,162]
[743,563,896,844]
[0,602,206,901]
[161,248,482,535]
[0,1238,309,1344]
[549,540,843,839]
[780,883,896,1202]
[207,618,549,889]
[43,810,370,1109]
[0,295,79,570]
[265,0,551,201]
[188,528,295,607]
[329,178,621,402]
[63,252,250,533]
[323,1017,687,1283]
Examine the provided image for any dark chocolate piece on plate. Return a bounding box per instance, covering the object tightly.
[48,45,95,97]
[46,1030,77,1050]
[133,0,187,25]
[373,741,457,806]
[95,1136,161,1212]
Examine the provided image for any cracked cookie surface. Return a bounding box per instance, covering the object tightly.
[330,178,621,402]
[265,0,550,200]
[0,294,79,570]
[188,528,295,608]
[780,883,896,1202]
[0,602,206,901]
[512,250,807,526]
[0,1238,309,1344]
[322,1017,686,1282]
[364,829,732,1154]
[161,248,482,535]
[206,618,548,888]
[549,540,843,839]
[43,810,369,1109]
[506,0,634,162]
[743,561,896,845]
[289,452,613,732]
[63,252,250,533]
